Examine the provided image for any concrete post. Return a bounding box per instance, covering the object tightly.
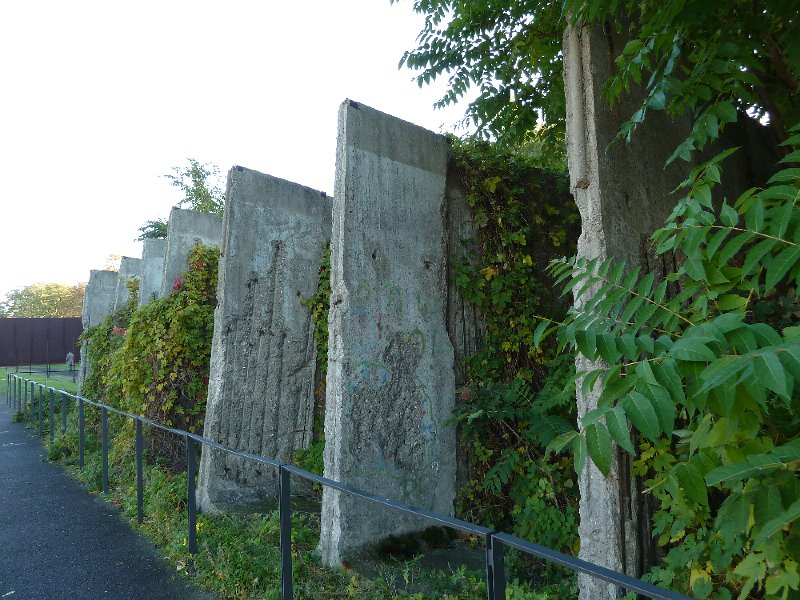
[196,167,332,513]
[77,270,118,394]
[564,22,777,597]
[318,100,456,566]
[563,24,694,597]
[161,208,222,298]
[113,257,142,312]
[139,239,167,306]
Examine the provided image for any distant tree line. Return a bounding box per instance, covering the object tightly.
[0,282,86,318]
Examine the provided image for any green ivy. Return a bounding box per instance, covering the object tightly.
[295,242,331,478]
[80,277,140,403]
[82,244,218,468]
[447,138,581,576]
[116,244,218,466]
[303,243,331,378]
[449,137,579,383]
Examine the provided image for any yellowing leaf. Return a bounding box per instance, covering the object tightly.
[481,265,499,280]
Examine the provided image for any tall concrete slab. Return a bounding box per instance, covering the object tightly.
[78,269,119,393]
[196,167,332,513]
[82,270,120,330]
[318,100,456,566]
[113,257,142,312]
[564,24,777,598]
[139,239,167,305]
[161,208,223,297]
[564,25,691,598]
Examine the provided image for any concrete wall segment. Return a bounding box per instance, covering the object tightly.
[318,99,457,566]
[196,166,332,513]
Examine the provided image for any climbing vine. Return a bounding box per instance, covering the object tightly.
[448,138,581,564]
[82,244,219,469]
[116,244,218,467]
[296,243,332,477]
[80,277,139,403]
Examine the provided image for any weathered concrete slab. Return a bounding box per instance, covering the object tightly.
[564,24,776,598]
[82,270,119,330]
[78,270,118,393]
[196,167,332,513]
[564,24,698,597]
[318,100,456,566]
[113,257,142,312]
[139,239,167,305]
[161,208,222,297]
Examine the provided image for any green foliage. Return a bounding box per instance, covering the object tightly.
[295,438,325,477]
[82,245,217,466]
[163,158,225,215]
[449,138,578,384]
[447,139,580,583]
[303,243,332,378]
[115,244,218,465]
[135,218,168,241]
[542,130,800,597]
[79,278,139,404]
[0,282,86,318]
[296,243,331,477]
[565,0,800,159]
[395,0,566,144]
[398,0,796,154]
[453,366,579,553]
[136,158,224,241]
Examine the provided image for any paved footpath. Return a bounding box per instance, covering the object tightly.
[0,390,218,600]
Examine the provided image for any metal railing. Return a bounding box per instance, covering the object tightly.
[5,373,690,600]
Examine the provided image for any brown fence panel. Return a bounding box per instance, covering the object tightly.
[0,318,83,367]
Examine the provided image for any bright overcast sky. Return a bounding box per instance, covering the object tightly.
[0,1,470,299]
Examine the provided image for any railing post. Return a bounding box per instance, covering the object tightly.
[279,465,293,600]
[38,385,43,435]
[78,397,85,469]
[186,435,198,571]
[49,388,55,444]
[61,392,67,433]
[101,407,109,494]
[24,379,28,416]
[486,532,506,600]
[30,382,35,423]
[136,419,143,525]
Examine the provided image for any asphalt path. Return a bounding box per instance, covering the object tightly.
[0,389,218,600]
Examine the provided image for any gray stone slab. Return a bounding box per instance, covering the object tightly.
[78,270,118,394]
[139,239,167,305]
[318,100,456,567]
[113,257,142,312]
[563,24,703,597]
[564,24,776,599]
[196,167,332,513]
[161,208,222,298]
[82,270,119,330]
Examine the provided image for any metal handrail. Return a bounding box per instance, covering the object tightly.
[5,373,691,600]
